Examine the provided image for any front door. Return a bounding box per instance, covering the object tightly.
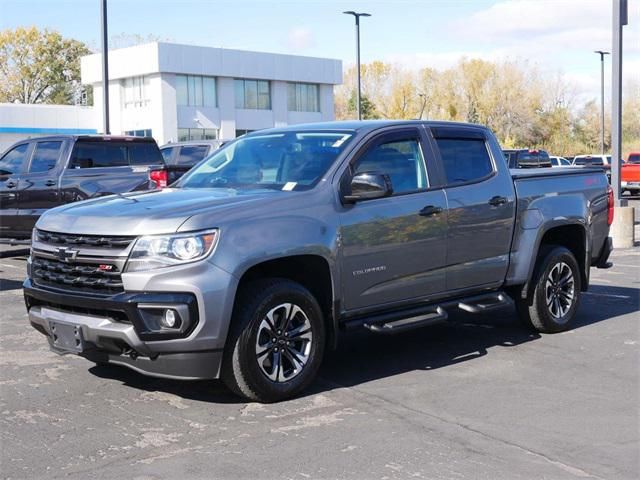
[0,142,31,238]
[339,128,448,312]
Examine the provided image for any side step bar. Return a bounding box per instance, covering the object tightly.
[344,290,513,335]
[364,307,448,334]
[457,292,512,313]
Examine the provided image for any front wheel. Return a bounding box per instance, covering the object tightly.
[221,278,326,402]
[516,246,582,333]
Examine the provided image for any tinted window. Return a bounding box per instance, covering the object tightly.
[177,145,210,165]
[354,138,427,194]
[574,157,604,166]
[70,142,128,169]
[551,158,559,166]
[179,131,353,190]
[161,147,175,163]
[0,144,29,175]
[128,143,163,166]
[30,141,62,173]
[628,154,640,164]
[436,138,493,184]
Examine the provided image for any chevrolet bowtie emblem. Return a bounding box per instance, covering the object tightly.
[56,247,78,263]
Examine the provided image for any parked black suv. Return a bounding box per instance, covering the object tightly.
[0,135,165,241]
[503,149,552,168]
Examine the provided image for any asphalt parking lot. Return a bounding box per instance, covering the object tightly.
[1,201,638,480]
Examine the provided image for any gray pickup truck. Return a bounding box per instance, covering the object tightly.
[23,121,614,402]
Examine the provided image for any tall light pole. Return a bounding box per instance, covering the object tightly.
[100,0,110,134]
[343,11,371,120]
[594,50,609,155]
[611,0,627,205]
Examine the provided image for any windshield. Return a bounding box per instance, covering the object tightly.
[627,154,640,164]
[177,131,353,190]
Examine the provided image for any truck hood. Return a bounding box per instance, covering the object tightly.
[36,188,278,236]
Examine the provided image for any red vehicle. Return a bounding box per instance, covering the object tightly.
[621,152,640,195]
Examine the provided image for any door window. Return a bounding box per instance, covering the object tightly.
[29,141,62,173]
[354,138,428,194]
[0,144,29,175]
[70,142,128,168]
[435,138,493,184]
[177,145,210,165]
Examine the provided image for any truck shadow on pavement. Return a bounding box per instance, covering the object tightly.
[88,283,639,403]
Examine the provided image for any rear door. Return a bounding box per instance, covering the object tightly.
[16,139,67,233]
[429,126,516,291]
[339,127,448,311]
[0,142,32,237]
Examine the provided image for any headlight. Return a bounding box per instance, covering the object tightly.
[125,229,219,272]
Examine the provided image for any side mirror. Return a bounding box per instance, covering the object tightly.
[343,171,393,203]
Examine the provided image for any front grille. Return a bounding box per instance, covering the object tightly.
[32,257,124,296]
[36,230,135,250]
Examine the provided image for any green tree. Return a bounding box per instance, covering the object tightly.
[0,26,90,104]
[347,90,378,119]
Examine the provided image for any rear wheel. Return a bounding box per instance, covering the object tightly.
[221,278,325,402]
[515,246,582,333]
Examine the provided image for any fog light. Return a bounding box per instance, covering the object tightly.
[161,309,178,328]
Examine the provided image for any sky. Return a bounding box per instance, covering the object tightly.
[1,0,638,103]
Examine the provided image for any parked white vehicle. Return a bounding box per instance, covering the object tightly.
[549,156,572,167]
[572,154,612,167]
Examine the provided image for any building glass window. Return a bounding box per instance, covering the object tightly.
[235,79,270,110]
[176,75,216,107]
[288,83,320,112]
[177,128,218,142]
[124,129,153,137]
[122,76,150,108]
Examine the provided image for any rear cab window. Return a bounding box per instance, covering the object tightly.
[69,139,162,169]
[128,142,164,166]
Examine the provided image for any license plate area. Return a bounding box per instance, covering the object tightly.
[49,320,84,353]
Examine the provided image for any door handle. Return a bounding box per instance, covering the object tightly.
[5,180,18,188]
[488,195,507,206]
[419,205,443,217]
[45,179,57,186]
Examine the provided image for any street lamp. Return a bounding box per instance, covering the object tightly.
[594,50,610,155]
[343,11,371,120]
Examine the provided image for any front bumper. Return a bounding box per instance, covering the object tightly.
[24,257,237,380]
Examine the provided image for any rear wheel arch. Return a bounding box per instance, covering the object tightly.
[523,223,588,299]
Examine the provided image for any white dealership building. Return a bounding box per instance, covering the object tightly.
[0,42,342,151]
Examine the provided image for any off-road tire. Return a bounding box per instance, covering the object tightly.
[515,246,582,333]
[221,278,325,402]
